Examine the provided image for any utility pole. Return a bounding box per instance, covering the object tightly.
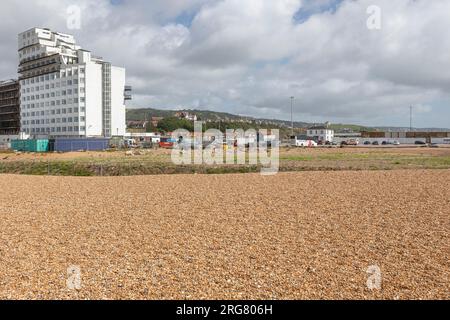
[290,96,295,137]
[410,106,413,132]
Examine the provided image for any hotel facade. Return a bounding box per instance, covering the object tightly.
[18,28,130,138]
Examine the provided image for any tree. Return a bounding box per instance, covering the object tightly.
[157,117,194,133]
[145,121,158,133]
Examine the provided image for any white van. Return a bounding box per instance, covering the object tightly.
[295,139,317,147]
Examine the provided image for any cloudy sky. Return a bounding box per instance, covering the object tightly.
[1,0,450,128]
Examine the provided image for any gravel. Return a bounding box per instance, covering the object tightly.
[0,170,448,300]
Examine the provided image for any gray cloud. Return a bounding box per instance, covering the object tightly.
[0,0,449,127]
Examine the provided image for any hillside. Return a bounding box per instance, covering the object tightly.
[126,108,449,133]
[127,108,309,128]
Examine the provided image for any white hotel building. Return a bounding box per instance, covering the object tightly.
[18,28,130,138]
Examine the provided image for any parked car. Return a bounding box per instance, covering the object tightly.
[364,141,371,145]
[415,141,426,145]
[341,139,359,146]
[296,140,317,147]
[372,141,379,145]
[382,141,388,145]
[393,141,401,146]
[430,143,439,148]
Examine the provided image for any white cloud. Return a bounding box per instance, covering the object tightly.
[0,0,449,127]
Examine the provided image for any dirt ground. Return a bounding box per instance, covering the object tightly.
[0,170,448,300]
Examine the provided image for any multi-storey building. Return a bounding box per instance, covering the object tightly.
[18,28,129,138]
[307,125,335,143]
[0,79,21,136]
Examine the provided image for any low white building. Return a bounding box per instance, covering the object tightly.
[307,125,334,143]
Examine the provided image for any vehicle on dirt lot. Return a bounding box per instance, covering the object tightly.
[364,141,371,145]
[382,141,388,145]
[393,141,401,145]
[296,140,317,147]
[372,141,379,145]
[341,139,359,146]
[415,141,426,145]
[125,139,138,148]
[159,137,176,149]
